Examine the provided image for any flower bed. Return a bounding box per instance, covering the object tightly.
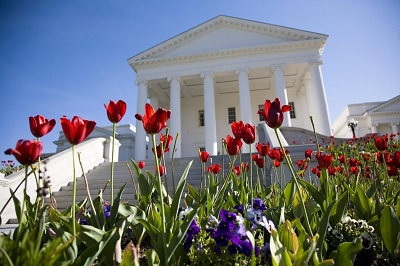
[0,98,399,265]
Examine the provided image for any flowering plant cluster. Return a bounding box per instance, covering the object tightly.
[0,97,399,266]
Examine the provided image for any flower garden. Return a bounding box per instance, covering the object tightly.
[0,98,399,265]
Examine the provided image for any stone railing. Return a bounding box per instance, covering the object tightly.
[0,137,120,225]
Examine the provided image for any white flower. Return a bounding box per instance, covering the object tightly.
[179,207,193,221]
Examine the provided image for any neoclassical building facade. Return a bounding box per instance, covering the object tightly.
[332,95,400,138]
[129,15,332,160]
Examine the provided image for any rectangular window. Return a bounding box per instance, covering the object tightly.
[198,110,204,126]
[289,102,296,119]
[228,107,236,124]
[258,104,265,121]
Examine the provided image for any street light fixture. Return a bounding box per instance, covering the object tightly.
[348,118,358,139]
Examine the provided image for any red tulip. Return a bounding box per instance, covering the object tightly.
[155,165,165,176]
[104,100,127,124]
[258,98,291,129]
[374,135,388,151]
[233,165,241,175]
[242,123,256,144]
[135,103,171,134]
[199,151,210,163]
[207,163,221,174]
[387,166,398,176]
[393,151,400,168]
[252,154,264,168]
[153,133,173,157]
[328,166,336,175]
[138,161,146,169]
[224,135,242,156]
[316,153,333,170]
[304,149,312,160]
[29,115,56,138]
[5,139,43,166]
[256,142,270,156]
[60,116,96,145]
[231,121,244,139]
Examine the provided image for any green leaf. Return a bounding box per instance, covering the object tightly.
[396,196,400,220]
[166,209,198,262]
[329,191,348,226]
[353,186,371,220]
[246,231,257,266]
[270,229,293,266]
[170,161,192,221]
[278,220,298,254]
[298,179,325,208]
[72,227,120,266]
[109,183,127,227]
[316,201,335,261]
[331,238,363,266]
[380,205,400,254]
[131,159,152,197]
[284,179,295,208]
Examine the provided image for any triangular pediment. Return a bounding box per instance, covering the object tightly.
[128,15,327,69]
[368,95,400,114]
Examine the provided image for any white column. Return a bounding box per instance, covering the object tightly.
[305,61,331,136]
[168,76,181,158]
[236,68,252,153]
[201,72,218,156]
[371,124,378,134]
[391,122,399,140]
[272,64,291,127]
[135,80,148,160]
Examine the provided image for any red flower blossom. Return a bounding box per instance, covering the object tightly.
[152,134,173,157]
[207,164,221,174]
[231,121,244,139]
[393,151,400,168]
[135,103,171,134]
[155,165,165,176]
[257,98,291,129]
[252,154,264,168]
[199,151,210,163]
[387,166,398,176]
[304,149,312,160]
[233,165,241,175]
[242,123,256,144]
[350,166,359,175]
[224,135,242,156]
[5,139,43,166]
[328,166,336,175]
[29,115,56,138]
[374,135,388,151]
[104,100,127,124]
[60,116,96,145]
[316,153,333,170]
[138,161,146,169]
[256,142,270,156]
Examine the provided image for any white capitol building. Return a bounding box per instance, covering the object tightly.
[55,15,399,161]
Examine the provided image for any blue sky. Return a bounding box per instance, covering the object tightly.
[1,1,399,164]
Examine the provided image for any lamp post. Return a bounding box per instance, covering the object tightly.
[348,118,358,139]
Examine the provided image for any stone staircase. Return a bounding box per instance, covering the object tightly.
[44,155,247,211]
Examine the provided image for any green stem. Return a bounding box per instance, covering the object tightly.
[111,123,116,206]
[274,128,313,236]
[249,144,253,204]
[17,166,28,235]
[151,134,167,266]
[72,145,76,238]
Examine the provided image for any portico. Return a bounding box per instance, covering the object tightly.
[129,15,332,160]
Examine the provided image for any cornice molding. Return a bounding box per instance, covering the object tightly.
[130,40,326,69]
